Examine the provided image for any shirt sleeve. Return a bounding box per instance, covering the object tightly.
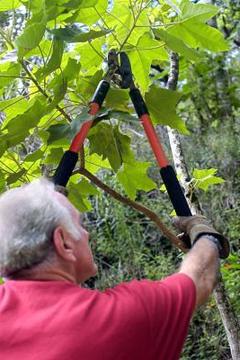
[105,273,196,360]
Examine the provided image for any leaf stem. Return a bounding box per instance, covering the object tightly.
[0,90,39,112]
[119,4,144,51]
[88,41,105,60]
[95,7,121,47]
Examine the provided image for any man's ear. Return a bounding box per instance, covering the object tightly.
[53,226,77,263]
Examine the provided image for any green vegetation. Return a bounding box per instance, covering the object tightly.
[0,0,239,358]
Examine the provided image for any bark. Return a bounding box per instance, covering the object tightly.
[166,52,240,360]
[215,55,234,122]
[165,53,201,215]
[214,273,240,360]
[209,0,235,123]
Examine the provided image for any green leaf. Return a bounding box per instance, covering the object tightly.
[26,0,45,14]
[24,39,52,59]
[45,58,80,108]
[117,161,157,199]
[88,124,134,172]
[75,38,103,74]
[3,97,47,146]
[179,1,218,22]
[68,179,99,212]
[105,89,129,112]
[16,9,47,56]
[70,107,110,137]
[74,178,99,196]
[168,20,229,52]
[60,0,98,9]
[48,77,68,110]
[77,70,103,102]
[0,96,28,126]
[24,149,44,162]
[63,58,81,81]
[0,0,21,12]
[193,168,225,191]
[70,0,108,26]
[0,170,6,194]
[45,2,68,22]
[47,123,72,146]
[108,110,138,124]
[0,62,21,89]
[36,37,64,79]
[128,32,168,92]
[6,169,27,185]
[160,183,166,193]
[44,148,64,164]
[50,27,109,43]
[0,137,7,157]
[106,2,150,46]
[85,152,111,174]
[154,29,198,61]
[145,85,189,134]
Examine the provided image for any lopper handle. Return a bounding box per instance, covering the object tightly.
[53,150,78,187]
[129,88,192,218]
[160,166,192,217]
[53,80,110,187]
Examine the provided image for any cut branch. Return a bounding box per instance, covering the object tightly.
[76,167,188,253]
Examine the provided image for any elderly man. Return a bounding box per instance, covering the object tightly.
[0,178,229,360]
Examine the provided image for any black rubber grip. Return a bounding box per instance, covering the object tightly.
[91,80,110,106]
[160,165,192,217]
[129,88,149,117]
[53,150,78,187]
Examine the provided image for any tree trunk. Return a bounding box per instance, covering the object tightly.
[165,52,240,360]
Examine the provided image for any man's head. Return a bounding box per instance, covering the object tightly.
[0,178,97,283]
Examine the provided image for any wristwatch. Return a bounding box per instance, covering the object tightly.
[196,233,223,257]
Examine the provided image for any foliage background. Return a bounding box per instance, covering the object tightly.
[0,0,239,358]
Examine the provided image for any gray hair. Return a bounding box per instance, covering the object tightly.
[0,178,80,276]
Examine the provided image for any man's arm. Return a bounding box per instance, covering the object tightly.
[179,237,220,307]
[174,215,230,308]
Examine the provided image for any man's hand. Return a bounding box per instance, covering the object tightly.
[173,215,230,259]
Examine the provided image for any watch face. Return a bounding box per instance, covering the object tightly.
[203,234,221,251]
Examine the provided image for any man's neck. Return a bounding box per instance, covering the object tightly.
[9,268,77,284]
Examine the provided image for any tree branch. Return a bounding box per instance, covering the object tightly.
[167,52,179,90]
[166,51,240,360]
[79,146,85,169]
[76,167,188,253]
[165,53,201,214]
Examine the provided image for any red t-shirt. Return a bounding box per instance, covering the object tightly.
[0,273,196,360]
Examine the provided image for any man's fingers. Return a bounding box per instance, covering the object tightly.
[173,215,209,231]
[177,233,192,248]
[172,216,191,232]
